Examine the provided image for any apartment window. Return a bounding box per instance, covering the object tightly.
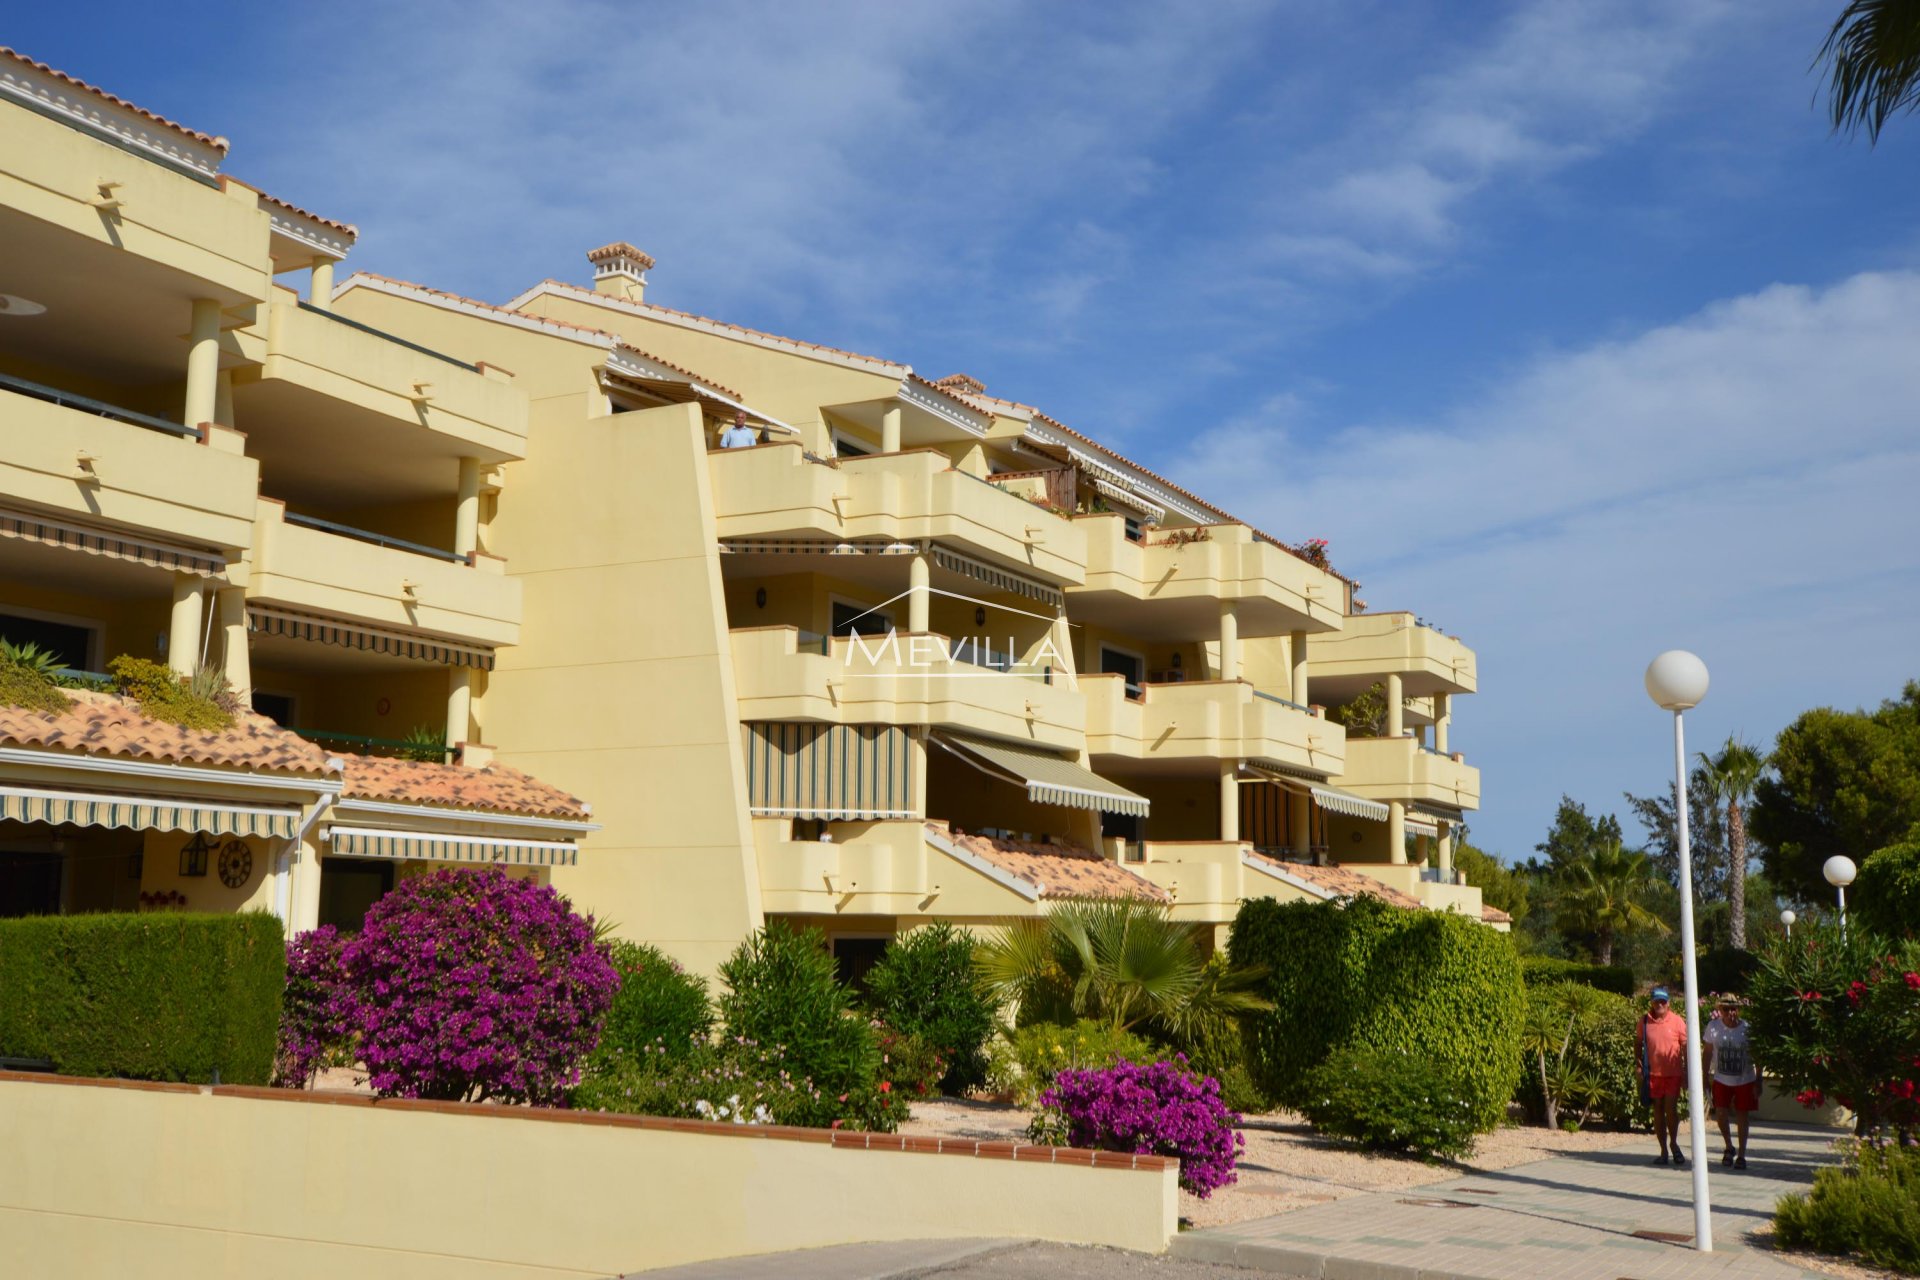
[0,610,96,670]
[831,600,894,638]
[1124,516,1145,543]
[251,692,297,727]
[832,936,890,990]
[319,859,395,932]
[833,433,873,459]
[1100,645,1146,700]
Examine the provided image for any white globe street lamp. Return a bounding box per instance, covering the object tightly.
[1646,649,1713,1252]
[1825,856,1857,935]
[1780,908,1796,940]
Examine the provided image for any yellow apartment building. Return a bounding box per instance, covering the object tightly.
[0,48,593,930]
[0,46,1492,974]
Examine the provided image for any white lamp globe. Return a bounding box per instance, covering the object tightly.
[1645,650,1710,711]
[1780,908,1797,926]
[1824,856,1858,888]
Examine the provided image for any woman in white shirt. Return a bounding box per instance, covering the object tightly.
[1703,996,1762,1169]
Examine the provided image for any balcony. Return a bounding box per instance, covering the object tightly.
[1308,611,1477,699]
[1081,674,1344,776]
[246,500,520,650]
[729,625,1083,752]
[1069,515,1346,640]
[245,298,527,459]
[0,375,258,554]
[707,443,1086,587]
[1336,736,1481,811]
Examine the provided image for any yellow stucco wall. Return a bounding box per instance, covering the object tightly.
[0,1077,1178,1277]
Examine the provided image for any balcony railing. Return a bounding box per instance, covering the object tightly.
[1253,689,1313,714]
[295,301,478,372]
[1420,866,1466,885]
[291,726,451,763]
[282,512,466,563]
[0,370,197,439]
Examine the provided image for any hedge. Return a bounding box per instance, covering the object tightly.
[1520,955,1637,996]
[0,911,284,1084]
[1855,839,1920,941]
[1231,895,1524,1132]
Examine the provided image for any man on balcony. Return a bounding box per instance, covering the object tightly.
[718,409,758,449]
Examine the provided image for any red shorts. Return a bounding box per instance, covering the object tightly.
[1649,1074,1683,1099]
[1712,1080,1759,1112]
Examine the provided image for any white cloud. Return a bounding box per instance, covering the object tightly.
[1179,270,1920,860]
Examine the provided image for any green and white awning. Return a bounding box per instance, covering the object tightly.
[1310,786,1390,821]
[718,538,919,557]
[0,507,225,577]
[326,825,579,866]
[933,732,1148,818]
[926,545,1063,611]
[0,784,298,837]
[742,722,915,820]
[247,605,495,671]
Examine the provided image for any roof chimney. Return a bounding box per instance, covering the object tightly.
[933,373,986,397]
[586,242,655,302]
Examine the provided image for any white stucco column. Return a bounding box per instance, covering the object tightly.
[1436,821,1455,873]
[1388,800,1407,864]
[1219,763,1240,842]
[882,404,903,454]
[1289,631,1310,704]
[183,298,222,431]
[447,667,473,749]
[455,457,483,557]
[217,588,250,697]
[1434,691,1451,754]
[1386,672,1404,738]
[168,574,205,675]
[309,258,336,311]
[908,553,930,633]
[1218,601,1240,681]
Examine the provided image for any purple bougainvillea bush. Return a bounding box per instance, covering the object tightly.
[338,867,619,1105]
[1030,1057,1244,1197]
[272,924,350,1088]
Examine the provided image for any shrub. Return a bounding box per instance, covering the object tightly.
[593,941,712,1065]
[0,911,283,1084]
[573,1036,828,1125]
[1232,895,1524,1133]
[338,867,618,1105]
[1691,947,1761,997]
[1520,955,1637,996]
[1747,920,1920,1134]
[1301,1044,1480,1160]
[1775,1139,1920,1273]
[109,655,235,731]
[1516,981,1649,1130]
[877,1025,948,1101]
[273,925,349,1087]
[862,922,998,1093]
[1857,840,1920,941]
[716,921,885,1128]
[991,1018,1165,1106]
[1029,1058,1244,1197]
[0,639,73,714]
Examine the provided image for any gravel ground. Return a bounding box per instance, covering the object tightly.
[901,1098,1641,1228]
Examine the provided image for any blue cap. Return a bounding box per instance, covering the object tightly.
[1651,987,1671,1002]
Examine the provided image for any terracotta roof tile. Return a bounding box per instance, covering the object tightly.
[933,374,986,396]
[1481,903,1513,924]
[0,690,331,775]
[225,178,358,238]
[587,241,656,270]
[1244,852,1423,909]
[0,47,229,152]
[934,823,1168,902]
[341,753,588,820]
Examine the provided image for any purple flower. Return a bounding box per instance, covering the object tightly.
[1033,1057,1243,1197]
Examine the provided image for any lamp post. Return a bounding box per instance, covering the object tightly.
[1645,649,1713,1252]
[1780,908,1796,940]
[1824,856,1857,935]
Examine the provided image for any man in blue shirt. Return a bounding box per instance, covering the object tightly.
[719,409,758,448]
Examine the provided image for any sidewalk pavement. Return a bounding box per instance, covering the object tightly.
[622,1238,1023,1278]
[1171,1120,1842,1280]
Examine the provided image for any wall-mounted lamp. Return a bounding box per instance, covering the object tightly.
[179,833,213,878]
[974,607,986,627]
[756,587,768,608]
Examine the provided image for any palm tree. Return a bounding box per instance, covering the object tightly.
[1698,736,1766,951]
[1817,1,1920,144]
[973,900,1269,1038]
[1556,840,1670,967]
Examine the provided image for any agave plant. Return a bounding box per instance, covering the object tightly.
[399,724,450,764]
[973,899,1269,1038]
[0,639,67,679]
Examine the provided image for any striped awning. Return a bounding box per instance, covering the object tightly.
[1406,816,1440,839]
[1244,759,1329,787]
[1090,477,1166,524]
[0,508,224,577]
[933,732,1148,818]
[0,784,298,837]
[327,825,578,866]
[742,722,915,820]
[718,538,919,557]
[248,605,495,671]
[1311,786,1390,821]
[927,545,1064,611]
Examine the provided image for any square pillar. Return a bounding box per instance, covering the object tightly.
[168,575,206,675]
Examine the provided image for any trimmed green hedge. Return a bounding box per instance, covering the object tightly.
[1232,895,1524,1132]
[0,911,284,1084]
[1520,955,1637,996]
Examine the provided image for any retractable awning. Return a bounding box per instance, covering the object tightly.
[1310,786,1390,821]
[326,825,579,867]
[0,784,299,837]
[1406,816,1440,839]
[248,605,495,671]
[742,722,916,821]
[933,732,1148,818]
[0,508,225,577]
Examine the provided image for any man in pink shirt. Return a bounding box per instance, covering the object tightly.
[1639,987,1690,1166]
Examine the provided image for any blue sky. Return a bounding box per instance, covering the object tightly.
[14,1,1919,867]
